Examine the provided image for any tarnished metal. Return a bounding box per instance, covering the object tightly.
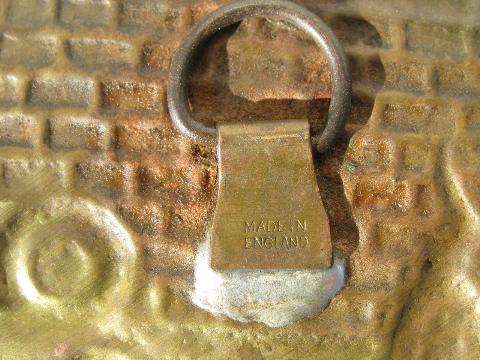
[210,120,332,270]
[168,0,349,272]
[167,0,351,153]
[0,0,479,357]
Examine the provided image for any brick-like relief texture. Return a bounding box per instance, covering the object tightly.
[0,0,479,358]
[0,33,59,68]
[59,0,114,29]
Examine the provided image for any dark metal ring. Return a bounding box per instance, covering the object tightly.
[167,0,351,153]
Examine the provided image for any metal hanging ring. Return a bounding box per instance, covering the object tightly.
[167,0,351,153]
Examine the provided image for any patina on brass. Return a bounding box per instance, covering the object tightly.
[167,0,350,271]
[2,0,480,356]
[210,120,332,270]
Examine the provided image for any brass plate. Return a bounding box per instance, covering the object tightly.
[0,0,479,358]
[210,120,331,270]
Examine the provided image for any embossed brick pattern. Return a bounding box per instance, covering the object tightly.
[119,0,170,31]
[399,136,433,172]
[384,60,431,93]
[66,38,136,71]
[101,81,164,113]
[59,0,114,29]
[0,34,58,68]
[436,63,480,97]
[75,160,132,197]
[0,74,21,107]
[28,77,94,108]
[406,22,466,61]
[48,116,109,150]
[137,160,193,202]
[382,101,455,133]
[0,114,38,147]
[352,178,412,212]
[6,0,54,29]
[0,0,479,358]
[115,121,181,155]
[3,159,66,188]
[142,41,178,76]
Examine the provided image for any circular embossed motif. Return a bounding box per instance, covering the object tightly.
[4,196,136,316]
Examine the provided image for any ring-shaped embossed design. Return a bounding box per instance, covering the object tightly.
[167,0,351,153]
[4,196,136,318]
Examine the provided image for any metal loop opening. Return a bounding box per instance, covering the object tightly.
[167,0,351,153]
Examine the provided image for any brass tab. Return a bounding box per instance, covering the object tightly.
[210,120,332,270]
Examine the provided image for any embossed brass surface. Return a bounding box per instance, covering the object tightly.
[211,120,331,269]
[1,0,480,358]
